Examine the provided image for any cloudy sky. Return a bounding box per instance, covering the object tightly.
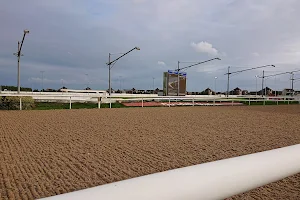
[1,0,300,92]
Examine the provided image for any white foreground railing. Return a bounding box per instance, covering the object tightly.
[39,144,300,200]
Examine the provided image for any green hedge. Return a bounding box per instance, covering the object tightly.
[0,96,35,110]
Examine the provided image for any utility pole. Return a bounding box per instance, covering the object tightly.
[274,75,277,96]
[152,77,155,94]
[261,70,264,97]
[177,61,180,96]
[227,66,230,97]
[41,71,45,92]
[108,53,111,95]
[214,77,218,95]
[291,73,294,96]
[255,75,258,96]
[176,58,221,96]
[17,42,21,93]
[119,76,122,90]
[107,47,140,96]
[85,73,89,88]
[14,30,30,94]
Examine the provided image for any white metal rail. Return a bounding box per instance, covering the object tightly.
[39,144,300,200]
[0,94,299,110]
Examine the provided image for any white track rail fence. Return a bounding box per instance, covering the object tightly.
[39,144,300,200]
[0,93,299,110]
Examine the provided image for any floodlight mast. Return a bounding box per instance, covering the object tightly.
[176,58,221,96]
[225,65,275,97]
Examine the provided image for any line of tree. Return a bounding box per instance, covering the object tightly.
[0,85,32,91]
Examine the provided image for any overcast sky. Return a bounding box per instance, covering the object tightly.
[1,0,300,92]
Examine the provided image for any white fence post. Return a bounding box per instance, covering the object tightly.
[192,98,194,106]
[248,98,251,106]
[263,99,265,105]
[231,101,233,106]
[98,97,101,109]
[69,97,72,109]
[277,100,279,105]
[142,98,144,108]
[19,97,22,110]
[169,97,171,107]
[213,99,215,106]
[288,99,290,105]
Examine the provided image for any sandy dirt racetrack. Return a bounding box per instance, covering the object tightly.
[0,105,299,200]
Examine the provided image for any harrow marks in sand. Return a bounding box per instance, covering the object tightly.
[0,105,300,199]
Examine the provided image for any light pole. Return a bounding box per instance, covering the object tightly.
[61,79,64,88]
[214,76,218,95]
[274,75,277,96]
[176,58,221,96]
[255,75,258,96]
[28,78,33,92]
[119,76,122,90]
[291,73,294,96]
[292,77,300,94]
[152,77,155,94]
[225,65,275,97]
[40,71,45,92]
[260,69,300,97]
[85,73,89,89]
[107,47,140,96]
[227,66,230,97]
[13,29,30,94]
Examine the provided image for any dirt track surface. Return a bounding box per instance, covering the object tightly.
[0,105,300,200]
[122,101,244,107]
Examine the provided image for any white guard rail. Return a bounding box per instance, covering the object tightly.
[39,144,300,200]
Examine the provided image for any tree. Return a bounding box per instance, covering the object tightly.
[131,88,136,94]
[0,85,31,91]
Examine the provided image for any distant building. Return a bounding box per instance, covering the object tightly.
[230,87,242,95]
[242,90,248,95]
[44,88,56,92]
[258,87,273,96]
[199,88,213,95]
[282,88,293,96]
[271,91,282,96]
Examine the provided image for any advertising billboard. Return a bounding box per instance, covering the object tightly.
[163,70,187,96]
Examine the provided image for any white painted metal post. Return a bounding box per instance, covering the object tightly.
[98,97,101,109]
[248,98,250,106]
[142,98,144,108]
[288,99,289,105]
[69,97,72,109]
[169,97,171,107]
[263,99,265,105]
[19,97,22,110]
[192,98,194,106]
[231,100,233,106]
[277,100,279,105]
